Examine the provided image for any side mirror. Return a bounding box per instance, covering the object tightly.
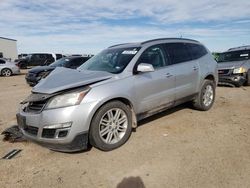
[137,63,154,73]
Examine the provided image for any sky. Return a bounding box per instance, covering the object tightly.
[0,0,250,54]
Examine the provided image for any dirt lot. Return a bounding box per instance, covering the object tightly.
[0,71,250,188]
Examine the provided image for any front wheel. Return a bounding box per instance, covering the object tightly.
[245,70,250,86]
[89,101,132,151]
[193,80,216,111]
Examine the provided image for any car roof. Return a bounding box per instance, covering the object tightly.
[108,38,200,49]
[227,45,250,52]
[63,56,89,59]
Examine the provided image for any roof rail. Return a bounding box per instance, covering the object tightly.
[108,43,134,48]
[141,38,198,45]
[228,45,250,51]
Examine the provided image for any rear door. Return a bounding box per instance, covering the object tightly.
[133,44,175,114]
[164,43,199,100]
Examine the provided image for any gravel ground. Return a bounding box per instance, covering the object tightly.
[0,71,250,188]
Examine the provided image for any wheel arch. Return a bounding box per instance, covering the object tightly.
[205,74,215,81]
[203,73,217,85]
[89,97,137,131]
[1,67,12,76]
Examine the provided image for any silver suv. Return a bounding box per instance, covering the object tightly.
[17,38,218,152]
[217,45,250,87]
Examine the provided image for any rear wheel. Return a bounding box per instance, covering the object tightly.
[193,80,215,111]
[245,70,250,86]
[89,101,132,151]
[1,68,12,77]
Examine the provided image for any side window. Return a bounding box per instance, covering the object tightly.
[0,52,3,58]
[0,59,5,64]
[39,54,46,59]
[186,43,208,60]
[71,58,83,67]
[56,54,63,60]
[164,43,192,64]
[31,54,40,60]
[137,45,167,69]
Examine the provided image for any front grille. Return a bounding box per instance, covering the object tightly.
[24,126,38,136]
[42,129,56,138]
[218,69,231,75]
[26,100,47,112]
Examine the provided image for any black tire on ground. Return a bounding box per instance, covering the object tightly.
[192,79,216,111]
[1,68,12,77]
[89,100,132,151]
[245,70,250,86]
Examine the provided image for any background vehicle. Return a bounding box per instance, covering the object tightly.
[0,58,20,76]
[16,53,63,69]
[217,45,250,87]
[18,53,28,59]
[25,56,91,86]
[17,38,217,152]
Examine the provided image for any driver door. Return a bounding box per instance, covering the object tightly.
[133,44,175,114]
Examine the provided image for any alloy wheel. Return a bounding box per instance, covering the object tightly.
[202,85,214,107]
[99,108,128,144]
[2,69,12,77]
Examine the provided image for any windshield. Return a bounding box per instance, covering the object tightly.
[217,50,250,63]
[78,47,140,74]
[49,57,70,67]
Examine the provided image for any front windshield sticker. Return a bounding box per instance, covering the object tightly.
[240,54,248,57]
[122,50,138,55]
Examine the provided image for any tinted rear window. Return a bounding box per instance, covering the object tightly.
[0,59,5,64]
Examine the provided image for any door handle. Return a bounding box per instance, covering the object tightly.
[193,66,198,71]
[165,73,173,78]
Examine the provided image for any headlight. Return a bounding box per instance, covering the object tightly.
[233,67,247,74]
[45,87,90,109]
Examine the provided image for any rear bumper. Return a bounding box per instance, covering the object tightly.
[218,74,246,86]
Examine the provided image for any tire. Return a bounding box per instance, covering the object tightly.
[193,79,216,111]
[89,101,132,151]
[245,70,250,86]
[1,68,12,77]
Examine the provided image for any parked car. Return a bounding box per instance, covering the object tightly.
[25,56,91,86]
[18,53,28,59]
[17,38,218,152]
[217,45,250,87]
[16,53,63,69]
[0,58,20,77]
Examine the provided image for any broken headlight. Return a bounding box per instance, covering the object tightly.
[45,87,90,109]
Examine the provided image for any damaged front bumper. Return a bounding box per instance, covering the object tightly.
[218,73,246,87]
[16,92,98,152]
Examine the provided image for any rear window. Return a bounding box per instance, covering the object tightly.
[0,59,5,64]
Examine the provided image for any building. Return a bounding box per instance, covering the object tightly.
[0,37,18,61]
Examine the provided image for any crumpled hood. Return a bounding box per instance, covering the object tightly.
[217,60,246,69]
[32,67,113,94]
